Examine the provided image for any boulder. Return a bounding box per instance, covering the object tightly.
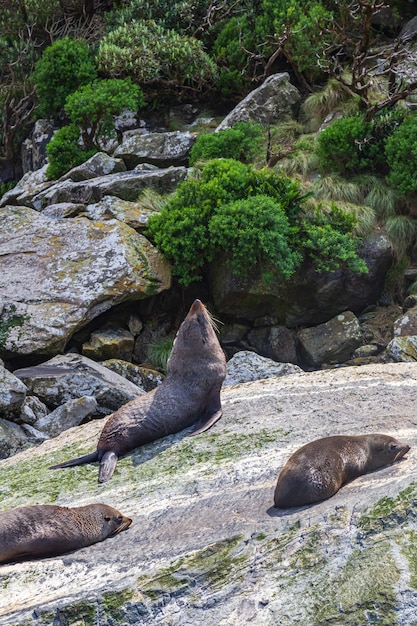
[1,363,417,624]
[35,395,98,438]
[298,311,363,368]
[21,119,55,174]
[0,207,171,357]
[224,350,302,385]
[0,366,27,420]
[216,73,300,130]
[385,336,417,362]
[393,306,417,337]
[113,130,196,168]
[209,231,393,326]
[246,324,298,364]
[101,359,164,392]
[13,353,145,416]
[83,195,156,231]
[82,328,135,362]
[0,165,50,207]
[60,151,127,182]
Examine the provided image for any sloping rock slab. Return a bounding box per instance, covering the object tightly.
[0,207,171,357]
[1,363,417,624]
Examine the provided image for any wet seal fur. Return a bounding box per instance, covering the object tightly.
[0,503,132,564]
[50,299,227,482]
[274,433,410,508]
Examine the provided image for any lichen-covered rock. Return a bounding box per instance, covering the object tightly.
[35,395,98,437]
[82,328,135,362]
[83,195,156,231]
[0,366,27,420]
[224,350,302,385]
[247,324,298,364]
[0,418,33,459]
[113,131,196,169]
[13,353,145,416]
[101,359,164,391]
[298,311,363,367]
[393,306,417,337]
[0,165,50,207]
[0,207,171,357]
[1,363,417,624]
[216,73,300,130]
[385,335,417,362]
[60,152,126,182]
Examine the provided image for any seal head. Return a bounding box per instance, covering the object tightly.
[50,299,226,483]
[274,433,410,508]
[0,503,132,564]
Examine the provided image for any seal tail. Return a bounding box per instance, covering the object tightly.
[49,451,99,470]
[98,451,119,483]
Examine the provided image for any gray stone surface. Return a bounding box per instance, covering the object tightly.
[114,130,196,168]
[224,350,302,385]
[1,363,417,624]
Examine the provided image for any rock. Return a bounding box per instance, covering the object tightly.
[60,151,127,182]
[30,166,189,208]
[298,311,362,368]
[0,207,171,358]
[0,418,33,459]
[354,344,380,358]
[101,359,164,391]
[0,366,27,420]
[385,336,417,362]
[19,396,49,425]
[216,73,300,130]
[35,395,98,437]
[83,195,156,231]
[0,165,50,207]
[1,363,417,623]
[13,353,144,416]
[224,350,302,385]
[209,232,392,325]
[42,202,85,218]
[247,325,298,364]
[393,306,417,336]
[21,119,55,174]
[82,328,135,362]
[113,131,196,168]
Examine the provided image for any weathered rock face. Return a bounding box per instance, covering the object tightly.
[0,207,171,358]
[216,72,301,130]
[113,130,196,168]
[209,232,393,326]
[1,363,417,625]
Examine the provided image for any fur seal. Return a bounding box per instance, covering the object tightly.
[50,299,226,483]
[274,433,410,508]
[0,503,132,564]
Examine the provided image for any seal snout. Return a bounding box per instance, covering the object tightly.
[392,442,410,462]
[189,299,204,315]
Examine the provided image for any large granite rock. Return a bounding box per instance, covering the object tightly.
[113,130,196,168]
[0,207,171,358]
[216,73,300,130]
[1,363,417,624]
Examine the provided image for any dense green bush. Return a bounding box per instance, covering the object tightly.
[64,78,144,150]
[316,110,405,175]
[97,20,217,93]
[385,115,417,194]
[189,122,264,165]
[32,38,97,117]
[46,125,96,179]
[146,158,367,285]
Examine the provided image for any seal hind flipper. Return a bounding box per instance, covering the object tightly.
[190,385,223,436]
[190,409,223,436]
[98,451,119,483]
[49,451,99,470]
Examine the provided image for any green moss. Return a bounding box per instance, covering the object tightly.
[101,588,136,621]
[0,305,27,351]
[359,483,417,534]
[399,530,417,589]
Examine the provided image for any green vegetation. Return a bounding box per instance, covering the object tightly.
[385,116,417,194]
[45,124,96,180]
[189,121,264,165]
[146,158,367,286]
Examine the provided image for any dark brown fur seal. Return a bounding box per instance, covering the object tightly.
[0,503,132,564]
[274,434,410,508]
[50,299,226,483]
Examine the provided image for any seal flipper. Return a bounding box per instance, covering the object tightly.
[49,451,99,470]
[98,451,119,483]
[189,386,223,436]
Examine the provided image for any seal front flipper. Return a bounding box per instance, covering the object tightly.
[49,451,99,470]
[190,408,223,436]
[98,451,119,483]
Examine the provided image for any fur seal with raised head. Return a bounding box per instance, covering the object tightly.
[50,299,226,483]
[0,503,132,564]
[274,433,410,508]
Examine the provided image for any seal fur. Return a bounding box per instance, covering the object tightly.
[0,503,132,564]
[274,433,410,508]
[50,299,226,482]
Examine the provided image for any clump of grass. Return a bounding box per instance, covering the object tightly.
[313,174,363,204]
[304,197,376,237]
[148,336,174,373]
[137,188,169,212]
[302,78,357,130]
[385,215,417,262]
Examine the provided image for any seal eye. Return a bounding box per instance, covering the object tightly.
[104,515,111,522]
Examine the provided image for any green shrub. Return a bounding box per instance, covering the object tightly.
[146,158,367,285]
[46,125,96,179]
[97,20,217,93]
[189,122,263,166]
[64,78,144,150]
[385,115,417,194]
[33,38,97,117]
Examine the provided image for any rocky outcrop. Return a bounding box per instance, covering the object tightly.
[216,72,301,130]
[113,130,196,168]
[1,363,417,625]
[0,207,171,357]
[298,311,362,367]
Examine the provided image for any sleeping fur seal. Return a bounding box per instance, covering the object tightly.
[274,433,410,508]
[50,299,226,482]
[0,503,132,564]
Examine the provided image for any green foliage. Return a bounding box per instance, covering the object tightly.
[146,158,367,285]
[316,110,405,175]
[385,215,417,262]
[385,115,417,194]
[97,20,217,94]
[148,336,174,373]
[32,37,97,117]
[46,124,96,179]
[64,78,144,150]
[189,122,264,166]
